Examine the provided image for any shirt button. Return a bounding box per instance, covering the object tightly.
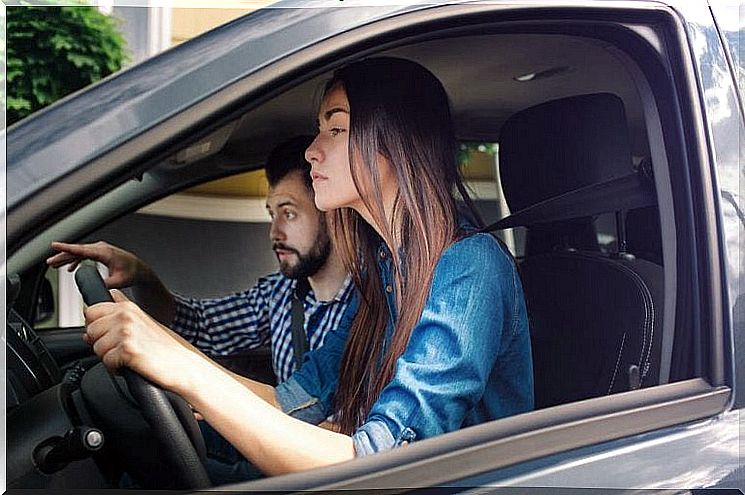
[379,249,386,259]
[385,285,393,293]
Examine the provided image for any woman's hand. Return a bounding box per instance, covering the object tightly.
[85,292,356,475]
[83,289,196,392]
[47,241,152,289]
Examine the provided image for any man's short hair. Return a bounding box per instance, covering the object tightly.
[265,135,315,190]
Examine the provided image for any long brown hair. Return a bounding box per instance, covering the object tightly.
[328,58,466,434]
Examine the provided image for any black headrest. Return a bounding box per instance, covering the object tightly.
[499,93,634,213]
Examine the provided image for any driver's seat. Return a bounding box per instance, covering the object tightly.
[498,93,664,408]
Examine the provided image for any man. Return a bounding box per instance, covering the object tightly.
[47,135,354,384]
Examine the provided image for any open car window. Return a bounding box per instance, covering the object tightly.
[6,2,737,492]
[34,170,275,329]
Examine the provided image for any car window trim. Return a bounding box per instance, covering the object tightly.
[667,2,727,389]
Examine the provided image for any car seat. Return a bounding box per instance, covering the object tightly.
[496,93,664,409]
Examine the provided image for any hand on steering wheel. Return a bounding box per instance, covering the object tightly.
[75,264,210,489]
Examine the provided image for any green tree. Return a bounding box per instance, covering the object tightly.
[6,5,128,126]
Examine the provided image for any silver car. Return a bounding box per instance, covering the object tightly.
[6,0,744,491]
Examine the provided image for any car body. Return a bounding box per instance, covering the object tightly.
[5,0,744,491]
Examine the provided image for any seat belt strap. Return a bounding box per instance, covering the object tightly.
[479,172,656,233]
[290,278,310,370]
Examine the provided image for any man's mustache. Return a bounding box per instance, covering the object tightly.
[273,243,299,256]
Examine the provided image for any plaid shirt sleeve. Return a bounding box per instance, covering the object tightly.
[171,273,280,356]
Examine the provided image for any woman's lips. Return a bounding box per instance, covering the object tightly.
[311,171,328,183]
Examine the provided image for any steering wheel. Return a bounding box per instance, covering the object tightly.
[75,265,211,489]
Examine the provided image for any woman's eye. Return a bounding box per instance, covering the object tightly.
[330,127,345,137]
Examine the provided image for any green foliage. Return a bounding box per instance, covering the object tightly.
[458,142,498,167]
[6,5,128,125]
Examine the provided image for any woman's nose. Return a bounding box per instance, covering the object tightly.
[305,136,322,164]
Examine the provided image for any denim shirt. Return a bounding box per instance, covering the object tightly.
[275,228,534,456]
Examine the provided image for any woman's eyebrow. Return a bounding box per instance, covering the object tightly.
[323,107,349,121]
[316,107,349,127]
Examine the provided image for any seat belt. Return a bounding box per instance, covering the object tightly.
[479,172,656,233]
[290,278,310,370]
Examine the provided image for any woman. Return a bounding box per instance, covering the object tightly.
[83,57,533,479]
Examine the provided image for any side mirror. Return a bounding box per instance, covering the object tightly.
[34,278,55,324]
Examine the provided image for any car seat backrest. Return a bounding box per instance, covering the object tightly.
[519,253,663,408]
[497,93,664,409]
[500,93,635,255]
[500,93,635,210]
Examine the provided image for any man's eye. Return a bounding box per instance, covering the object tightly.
[285,211,296,220]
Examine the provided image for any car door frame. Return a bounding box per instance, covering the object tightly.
[7,1,735,492]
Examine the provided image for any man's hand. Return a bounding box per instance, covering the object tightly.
[47,241,151,289]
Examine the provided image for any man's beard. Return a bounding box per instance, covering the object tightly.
[274,229,331,279]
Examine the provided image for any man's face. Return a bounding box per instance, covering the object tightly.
[266,170,331,279]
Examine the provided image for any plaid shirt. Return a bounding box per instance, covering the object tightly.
[171,273,355,383]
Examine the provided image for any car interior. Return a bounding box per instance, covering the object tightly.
[6,10,706,490]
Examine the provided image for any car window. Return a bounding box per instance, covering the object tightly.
[34,169,276,330]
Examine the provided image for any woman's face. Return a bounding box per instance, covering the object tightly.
[305,84,359,212]
[305,84,397,218]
